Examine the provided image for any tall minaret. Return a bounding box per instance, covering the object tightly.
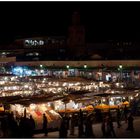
[67,11,85,57]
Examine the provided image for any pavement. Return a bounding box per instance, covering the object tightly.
[33,116,140,138]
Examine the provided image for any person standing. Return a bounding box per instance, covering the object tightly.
[8,113,19,138]
[85,115,94,138]
[42,113,48,136]
[126,113,134,132]
[1,117,8,138]
[29,115,35,137]
[70,114,75,135]
[101,118,106,137]
[78,109,84,138]
[19,115,27,138]
[59,116,68,138]
[116,106,121,128]
[124,105,128,123]
[106,115,116,138]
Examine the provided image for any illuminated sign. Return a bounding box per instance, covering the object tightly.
[25,40,44,46]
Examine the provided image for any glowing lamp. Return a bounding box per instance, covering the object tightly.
[119,64,123,69]
[84,64,87,69]
[66,65,69,69]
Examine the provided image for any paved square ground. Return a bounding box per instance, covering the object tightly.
[33,116,140,138]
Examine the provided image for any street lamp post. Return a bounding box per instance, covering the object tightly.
[119,64,123,82]
[66,65,69,69]
[84,64,87,78]
[66,65,69,78]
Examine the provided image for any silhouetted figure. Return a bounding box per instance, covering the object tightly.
[106,115,116,138]
[70,114,75,135]
[42,113,48,136]
[19,116,27,138]
[24,117,31,138]
[124,105,128,123]
[1,117,8,138]
[126,113,134,132]
[78,109,84,138]
[29,115,35,137]
[59,118,64,138]
[19,115,31,138]
[85,115,94,138]
[95,109,102,122]
[101,118,106,137]
[106,116,111,137]
[59,116,68,138]
[18,116,23,137]
[65,115,70,131]
[24,108,27,118]
[7,113,19,138]
[116,106,121,128]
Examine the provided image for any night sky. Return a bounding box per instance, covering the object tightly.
[0,1,140,45]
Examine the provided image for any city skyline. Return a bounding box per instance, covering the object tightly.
[0,2,140,45]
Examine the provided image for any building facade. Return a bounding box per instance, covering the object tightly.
[0,11,140,61]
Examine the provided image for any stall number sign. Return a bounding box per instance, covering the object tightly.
[25,40,44,46]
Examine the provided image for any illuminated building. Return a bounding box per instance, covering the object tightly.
[11,36,66,61]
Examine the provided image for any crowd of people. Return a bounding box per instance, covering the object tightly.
[0,112,48,138]
[0,105,135,138]
[59,106,134,138]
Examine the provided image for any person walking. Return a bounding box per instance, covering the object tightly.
[42,113,48,136]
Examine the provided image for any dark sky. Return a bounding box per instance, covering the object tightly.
[0,1,140,44]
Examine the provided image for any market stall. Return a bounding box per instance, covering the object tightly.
[10,103,62,130]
